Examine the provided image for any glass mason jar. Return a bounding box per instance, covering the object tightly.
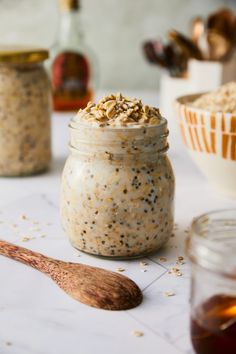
[60,116,175,258]
[187,209,236,354]
[0,46,51,176]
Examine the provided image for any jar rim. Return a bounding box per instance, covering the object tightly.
[187,208,236,278]
[0,45,48,64]
[68,114,169,158]
[69,115,168,131]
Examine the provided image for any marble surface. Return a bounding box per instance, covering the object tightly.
[0,91,236,354]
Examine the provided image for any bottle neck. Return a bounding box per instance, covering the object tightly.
[58,9,83,45]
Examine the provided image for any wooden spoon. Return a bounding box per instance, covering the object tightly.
[0,240,142,310]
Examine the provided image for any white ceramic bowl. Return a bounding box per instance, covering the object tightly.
[176,93,236,198]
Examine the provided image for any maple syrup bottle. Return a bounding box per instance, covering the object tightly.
[51,0,96,112]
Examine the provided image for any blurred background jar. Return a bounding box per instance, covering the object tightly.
[50,0,97,112]
[0,46,51,176]
[187,209,236,354]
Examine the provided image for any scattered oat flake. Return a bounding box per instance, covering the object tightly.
[5,341,12,346]
[40,234,46,238]
[46,222,52,226]
[20,214,28,220]
[30,227,41,232]
[116,267,125,272]
[159,257,167,262]
[168,267,182,276]
[131,330,144,337]
[164,291,175,297]
[141,269,147,272]
[32,220,39,225]
[173,267,180,271]
[176,260,184,266]
[21,236,34,242]
[139,261,149,266]
[176,256,185,265]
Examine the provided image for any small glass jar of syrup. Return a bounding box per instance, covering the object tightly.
[187,209,236,354]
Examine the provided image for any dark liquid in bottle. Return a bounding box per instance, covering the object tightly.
[52,51,93,112]
[191,294,236,354]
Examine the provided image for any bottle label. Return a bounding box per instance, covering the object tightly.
[52,51,92,111]
[53,51,90,94]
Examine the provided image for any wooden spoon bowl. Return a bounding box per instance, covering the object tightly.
[0,240,142,310]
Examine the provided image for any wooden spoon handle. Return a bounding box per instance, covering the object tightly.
[0,240,58,274]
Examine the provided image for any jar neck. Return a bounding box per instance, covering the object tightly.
[187,209,236,279]
[58,10,84,45]
[69,118,169,162]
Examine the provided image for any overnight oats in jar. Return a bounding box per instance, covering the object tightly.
[0,46,51,176]
[60,93,175,258]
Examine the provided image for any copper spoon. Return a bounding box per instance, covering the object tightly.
[0,240,142,310]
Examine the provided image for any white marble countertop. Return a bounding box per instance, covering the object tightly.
[0,91,236,354]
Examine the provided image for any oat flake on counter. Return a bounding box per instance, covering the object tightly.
[164,291,175,297]
[131,330,144,337]
[116,267,125,273]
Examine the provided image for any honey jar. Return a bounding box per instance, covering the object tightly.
[187,209,236,354]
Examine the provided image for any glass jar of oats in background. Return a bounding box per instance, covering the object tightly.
[0,46,51,176]
[60,93,175,258]
[187,209,236,354]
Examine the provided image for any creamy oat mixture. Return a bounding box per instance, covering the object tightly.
[190,81,236,113]
[0,63,51,176]
[60,94,175,258]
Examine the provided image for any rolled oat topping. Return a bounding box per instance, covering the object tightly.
[190,81,236,113]
[76,93,161,127]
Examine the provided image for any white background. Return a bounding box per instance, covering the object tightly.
[0,0,236,89]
